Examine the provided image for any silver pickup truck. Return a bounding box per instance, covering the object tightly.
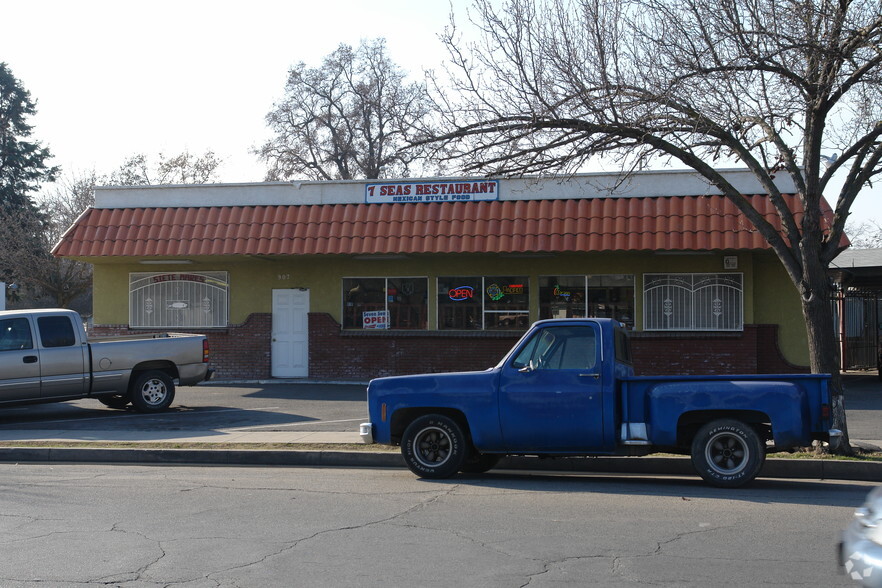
[0,308,212,412]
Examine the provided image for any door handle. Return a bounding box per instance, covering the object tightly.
[579,373,599,379]
[23,356,38,364]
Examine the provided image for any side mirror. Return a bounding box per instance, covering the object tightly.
[518,359,537,373]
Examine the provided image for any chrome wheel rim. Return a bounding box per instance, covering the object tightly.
[140,378,168,406]
[705,431,749,476]
[412,426,452,468]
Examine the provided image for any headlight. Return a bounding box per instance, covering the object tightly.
[856,488,882,544]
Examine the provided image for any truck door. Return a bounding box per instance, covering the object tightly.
[498,324,606,452]
[0,317,40,401]
[36,315,87,399]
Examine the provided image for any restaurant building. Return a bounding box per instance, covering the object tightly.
[53,169,824,381]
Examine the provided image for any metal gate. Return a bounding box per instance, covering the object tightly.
[834,290,881,370]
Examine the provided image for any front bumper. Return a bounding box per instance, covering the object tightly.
[359,422,375,444]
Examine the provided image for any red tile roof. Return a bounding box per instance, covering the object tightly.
[53,194,824,258]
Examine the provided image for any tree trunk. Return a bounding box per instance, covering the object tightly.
[800,255,852,455]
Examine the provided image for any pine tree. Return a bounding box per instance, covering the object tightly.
[0,62,57,213]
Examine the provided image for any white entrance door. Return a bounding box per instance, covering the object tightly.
[272,289,309,378]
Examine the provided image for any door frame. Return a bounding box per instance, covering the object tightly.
[271,288,310,378]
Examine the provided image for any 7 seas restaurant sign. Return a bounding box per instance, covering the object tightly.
[365,180,499,204]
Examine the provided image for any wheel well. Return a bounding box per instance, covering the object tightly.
[128,364,178,394]
[389,407,471,445]
[677,410,772,447]
[131,362,178,381]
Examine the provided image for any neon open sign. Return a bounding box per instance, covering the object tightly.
[448,286,475,301]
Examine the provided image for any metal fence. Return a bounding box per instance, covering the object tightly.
[834,290,881,370]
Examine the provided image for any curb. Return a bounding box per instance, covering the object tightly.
[0,447,404,468]
[2,448,881,483]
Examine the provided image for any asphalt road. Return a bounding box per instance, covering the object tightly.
[0,463,869,587]
[0,382,368,434]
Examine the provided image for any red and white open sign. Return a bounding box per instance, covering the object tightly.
[362,310,390,329]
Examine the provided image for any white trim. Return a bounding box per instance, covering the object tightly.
[93,168,800,209]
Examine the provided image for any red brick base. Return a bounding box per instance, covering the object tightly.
[308,313,519,380]
[90,313,807,381]
[629,324,807,376]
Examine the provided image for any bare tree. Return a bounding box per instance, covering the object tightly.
[20,151,222,308]
[11,172,97,308]
[259,38,438,180]
[109,150,222,186]
[432,0,882,453]
[0,172,95,309]
[845,220,882,248]
[42,171,97,227]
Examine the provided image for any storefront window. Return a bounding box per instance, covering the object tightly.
[437,277,482,329]
[540,275,635,329]
[342,277,427,329]
[539,276,587,320]
[438,276,530,330]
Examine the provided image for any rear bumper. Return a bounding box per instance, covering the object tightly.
[178,363,212,386]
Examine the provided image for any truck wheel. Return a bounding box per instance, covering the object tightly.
[98,395,130,409]
[401,415,467,479]
[460,452,502,474]
[130,371,176,413]
[691,419,765,488]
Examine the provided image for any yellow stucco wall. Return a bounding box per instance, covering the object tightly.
[750,253,809,365]
[90,250,808,366]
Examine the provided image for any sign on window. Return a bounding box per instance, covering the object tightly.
[362,310,390,329]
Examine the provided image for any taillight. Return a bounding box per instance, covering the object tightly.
[203,339,210,363]
[821,404,830,419]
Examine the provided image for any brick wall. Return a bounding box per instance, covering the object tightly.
[309,313,520,380]
[91,314,807,381]
[630,324,807,375]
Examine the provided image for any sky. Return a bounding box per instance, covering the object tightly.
[1,0,466,182]
[1,0,880,227]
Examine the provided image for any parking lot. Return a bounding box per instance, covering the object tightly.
[0,382,368,436]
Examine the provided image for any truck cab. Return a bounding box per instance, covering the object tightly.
[0,309,88,403]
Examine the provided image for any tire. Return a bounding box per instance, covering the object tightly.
[129,371,176,413]
[98,394,131,409]
[460,452,502,474]
[401,414,468,479]
[691,419,765,488]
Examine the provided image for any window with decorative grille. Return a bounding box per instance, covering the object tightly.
[643,273,743,331]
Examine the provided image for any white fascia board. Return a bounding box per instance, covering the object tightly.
[93,169,799,209]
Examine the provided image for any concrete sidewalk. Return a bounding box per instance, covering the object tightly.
[0,372,879,484]
[0,428,364,445]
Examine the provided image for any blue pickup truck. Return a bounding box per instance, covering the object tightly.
[360,318,840,487]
